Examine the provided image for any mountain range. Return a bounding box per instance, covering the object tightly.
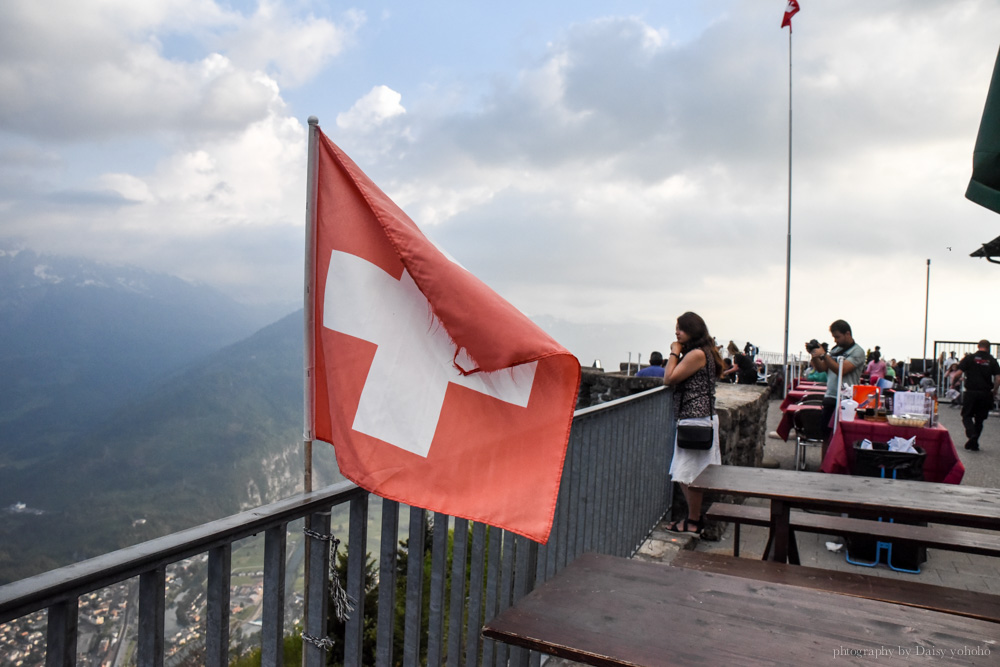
[0,244,337,584]
[0,242,644,584]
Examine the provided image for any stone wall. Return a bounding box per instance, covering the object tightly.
[576,367,662,409]
[713,383,770,468]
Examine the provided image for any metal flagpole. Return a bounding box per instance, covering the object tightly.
[923,259,930,368]
[304,116,320,493]
[782,23,793,396]
[302,117,320,653]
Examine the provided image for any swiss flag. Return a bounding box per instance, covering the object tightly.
[781,0,800,30]
[309,127,581,543]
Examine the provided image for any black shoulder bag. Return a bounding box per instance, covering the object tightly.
[676,420,714,450]
[676,354,716,450]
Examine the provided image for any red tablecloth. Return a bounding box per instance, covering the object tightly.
[791,380,825,391]
[775,404,824,441]
[779,389,825,411]
[820,420,965,484]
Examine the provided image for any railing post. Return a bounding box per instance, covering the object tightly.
[447,517,469,666]
[481,525,502,665]
[464,521,487,666]
[206,544,232,667]
[403,506,426,666]
[343,493,369,666]
[303,510,332,667]
[45,599,77,667]
[138,566,166,667]
[375,500,399,666]
[509,536,537,667]
[261,524,287,666]
[494,532,516,666]
[425,513,449,666]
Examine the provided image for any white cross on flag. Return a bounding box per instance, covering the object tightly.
[308,127,580,543]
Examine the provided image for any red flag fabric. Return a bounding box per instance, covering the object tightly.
[781,0,800,30]
[310,128,580,543]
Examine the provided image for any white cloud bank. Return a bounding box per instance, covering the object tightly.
[2,0,999,365]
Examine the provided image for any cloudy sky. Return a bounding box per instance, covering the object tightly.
[2,0,999,368]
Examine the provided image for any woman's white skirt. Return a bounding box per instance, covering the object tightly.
[668,414,721,485]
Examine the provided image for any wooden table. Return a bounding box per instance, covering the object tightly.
[822,420,965,484]
[690,465,1000,563]
[482,552,996,666]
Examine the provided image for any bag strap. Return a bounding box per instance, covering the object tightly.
[708,353,717,416]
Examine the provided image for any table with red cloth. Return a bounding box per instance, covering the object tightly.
[775,403,826,441]
[820,419,965,484]
[791,380,825,390]
[779,388,825,411]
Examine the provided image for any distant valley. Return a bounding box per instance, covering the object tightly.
[0,244,338,584]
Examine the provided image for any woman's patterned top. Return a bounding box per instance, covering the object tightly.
[674,348,717,419]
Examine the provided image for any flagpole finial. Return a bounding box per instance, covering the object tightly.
[308,116,319,126]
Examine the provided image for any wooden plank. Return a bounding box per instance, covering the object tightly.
[691,465,1000,529]
[706,502,1000,556]
[483,553,996,666]
[672,551,1000,624]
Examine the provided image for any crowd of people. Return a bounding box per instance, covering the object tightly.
[639,313,1000,541]
[804,327,1000,453]
[642,340,769,387]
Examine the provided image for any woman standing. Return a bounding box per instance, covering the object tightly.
[865,351,887,386]
[725,340,757,385]
[663,312,724,535]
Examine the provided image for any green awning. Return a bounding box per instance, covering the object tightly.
[967,47,1000,214]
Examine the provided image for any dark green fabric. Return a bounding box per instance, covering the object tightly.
[967,47,1000,215]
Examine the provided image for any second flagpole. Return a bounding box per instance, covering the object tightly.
[782,18,794,396]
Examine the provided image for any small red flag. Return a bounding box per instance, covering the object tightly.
[309,128,580,543]
[781,0,800,30]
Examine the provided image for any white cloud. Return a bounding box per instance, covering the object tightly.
[216,2,365,88]
[336,85,407,132]
[0,0,359,140]
[3,0,1000,361]
[327,1,1000,362]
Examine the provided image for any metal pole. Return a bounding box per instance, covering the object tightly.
[302,117,320,667]
[304,116,320,493]
[782,26,793,396]
[923,258,930,369]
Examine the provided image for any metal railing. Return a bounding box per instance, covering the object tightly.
[1,386,674,666]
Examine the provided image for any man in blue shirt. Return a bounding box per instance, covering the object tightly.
[637,351,665,378]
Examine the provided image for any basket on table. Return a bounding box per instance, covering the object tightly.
[885,413,929,428]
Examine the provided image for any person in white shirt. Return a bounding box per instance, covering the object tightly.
[943,351,959,371]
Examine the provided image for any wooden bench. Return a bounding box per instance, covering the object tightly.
[705,501,1000,562]
[672,550,1000,624]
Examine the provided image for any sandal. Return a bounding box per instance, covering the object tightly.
[665,517,687,533]
[682,517,703,536]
